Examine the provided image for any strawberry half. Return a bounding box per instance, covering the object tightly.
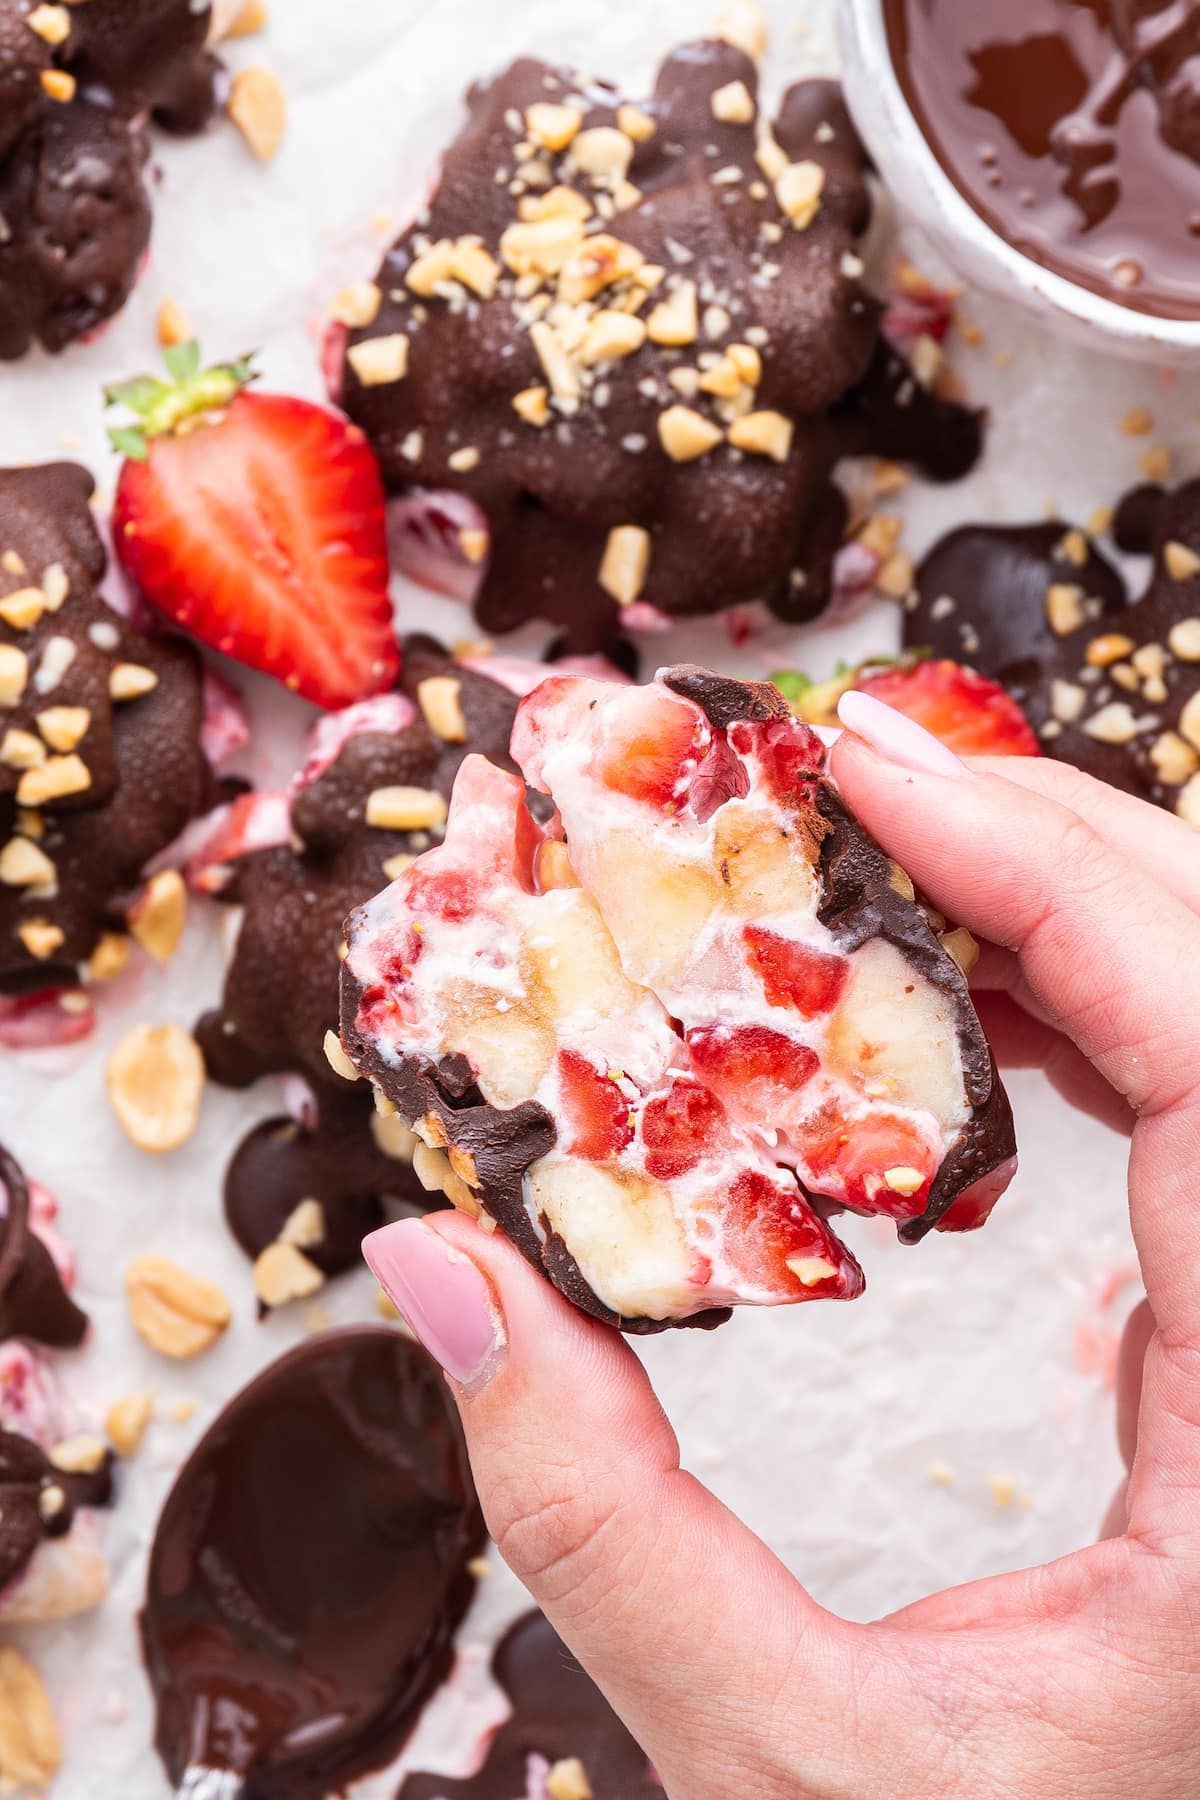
[776,655,1039,758]
[858,661,1040,757]
[108,343,398,709]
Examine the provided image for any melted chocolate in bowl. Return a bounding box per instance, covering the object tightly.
[883,0,1200,319]
[140,1327,483,1797]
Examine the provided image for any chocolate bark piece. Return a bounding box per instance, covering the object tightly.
[0,0,224,358]
[398,1610,660,1800]
[196,638,524,1276]
[903,482,1200,818]
[0,1145,87,1347]
[341,42,980,652]
[0,99,152,360]
[341,668,1016,1333]
[0,1421,113,1595]
[140,1327,484,1799]
[0,463,211,992]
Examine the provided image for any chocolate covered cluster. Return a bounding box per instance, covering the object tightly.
[904,479,1200,820]
[0,462,210,992]
[195,637,524,1279]
[339,40,981,651]
[0,0,226,358]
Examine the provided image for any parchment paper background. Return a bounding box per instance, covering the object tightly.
[2,0,1186,1790]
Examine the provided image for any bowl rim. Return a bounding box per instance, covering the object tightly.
[838,0,1200,352]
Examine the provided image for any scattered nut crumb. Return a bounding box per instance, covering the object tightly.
[546,1758,594,1800]
[125,1256,231,1360]
[346,333,410,387]
[253,1241,325,1310]
[105,1392,154,1458]
[1119,406,1153,437]
[327,283,382,329]
[417,675,468,743]
[127,869,187,963]
[322,1028,360,1082]
[106,1023,205,1153]
[0,1645,60,1790]
[365,785,448,831]
[48,1433,107,1475]
[227,66,287,161]
[156,298,193,348]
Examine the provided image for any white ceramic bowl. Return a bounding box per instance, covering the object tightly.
[837,0,1200,367]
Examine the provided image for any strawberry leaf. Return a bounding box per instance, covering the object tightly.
[769,669,812,701]
[103,375,168,415]
[163,339,202,383]
[108,425,149,462]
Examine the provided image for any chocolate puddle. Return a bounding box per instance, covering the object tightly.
[141,1327,484,1797]
[884,0,1200,318]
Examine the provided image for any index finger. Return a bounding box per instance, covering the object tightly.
[832,706,1200,1542]
[830,711,1200,1332]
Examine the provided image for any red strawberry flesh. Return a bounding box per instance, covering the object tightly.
[114,391,397,710]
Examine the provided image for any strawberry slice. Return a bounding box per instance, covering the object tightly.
[743,926,850,1017]
[558,1050,634,1161]
[641,1080,725,1180]
[107,343,398,710]
[598,688,702,806]
[724,1169,864,1298]
[687,1023,819,1124]
[858,661,1040,757]
[804,1113,935,1219]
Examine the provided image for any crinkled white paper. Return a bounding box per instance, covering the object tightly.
[0,0,1166,1790]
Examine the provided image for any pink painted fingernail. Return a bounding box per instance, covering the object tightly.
[363,1220,505,1394]
[837,689,970,779]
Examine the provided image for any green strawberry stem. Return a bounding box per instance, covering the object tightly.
[104,342,258,461]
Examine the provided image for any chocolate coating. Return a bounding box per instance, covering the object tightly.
[0,463,211,992]
[398,1610,660,1800]
[341,667,1016,1331]
[197,639,523,1276]
[342,44,980,652]
[141,1327,484,1798]
[884,0,1200,319]
[904,481,1200,814]
[0,0,222,358]
[0,1145,87,1347]
[0,1422,112,1595]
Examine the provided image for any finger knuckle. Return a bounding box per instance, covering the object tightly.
[488,1459,630,1601]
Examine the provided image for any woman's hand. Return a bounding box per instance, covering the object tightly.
[366,696,1200,1800]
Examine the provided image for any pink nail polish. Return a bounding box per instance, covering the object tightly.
[837,689,970,779]
[363,1220,505,1393]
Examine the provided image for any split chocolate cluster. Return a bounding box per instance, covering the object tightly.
[195,638,526,1287]
[0,0,226,358]
[0,462,210,993]
[341,668,1016,1332]
[337,40,981,651]
[904,478,1200,821]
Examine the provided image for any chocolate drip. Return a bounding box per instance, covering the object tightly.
[0,1146,87,1348]
[399,1610,661,1799]
[141,1328,484,1798]
[0,1426,113,1594]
